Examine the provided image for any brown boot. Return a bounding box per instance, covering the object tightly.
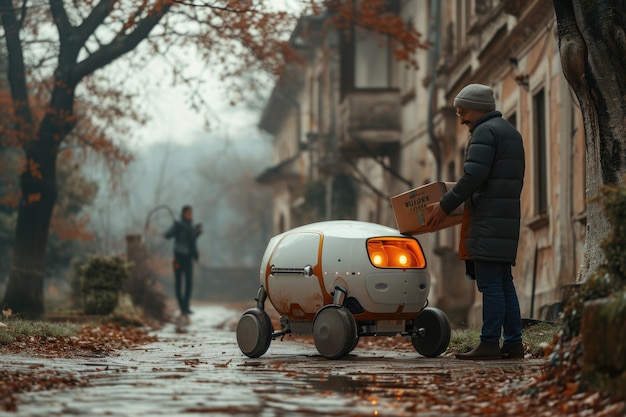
[501,342,524,359]
[455,342,501,360]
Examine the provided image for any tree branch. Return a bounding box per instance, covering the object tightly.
[17,0,27,29]
[49,0,74,43]
[172,0,253,13]
[116,0,150,37]
[76,0,117,45]
[71,2,172,82]
[0,0,34,133]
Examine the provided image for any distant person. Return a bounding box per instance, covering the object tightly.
[425,83,525,360]
[164,205,202,316]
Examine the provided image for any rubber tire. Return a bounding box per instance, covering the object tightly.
[348,335,359,354]
[236,308,273,358]
[313,305,357,359]
[411,307,451,357]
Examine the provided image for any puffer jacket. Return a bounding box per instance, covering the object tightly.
[164,219,199,260]
[439,111,525,265]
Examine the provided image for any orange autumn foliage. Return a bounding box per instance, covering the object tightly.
[323,0,427,67]
[27,159,42,180]
[49,214,95,242]
[0,191,20,208]
[26,193,41,204]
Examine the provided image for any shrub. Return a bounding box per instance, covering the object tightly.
[81,255,131,315]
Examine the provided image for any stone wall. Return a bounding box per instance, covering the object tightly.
[581,293,626,396]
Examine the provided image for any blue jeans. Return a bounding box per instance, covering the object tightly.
[174,253,193,314]
[474,261,522,345]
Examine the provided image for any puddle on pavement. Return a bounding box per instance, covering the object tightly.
[304,374,370,393]
[300,372,433,394]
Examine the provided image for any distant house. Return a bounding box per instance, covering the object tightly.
[258,1,585,328]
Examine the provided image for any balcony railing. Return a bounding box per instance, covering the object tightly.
[339,89,402,157]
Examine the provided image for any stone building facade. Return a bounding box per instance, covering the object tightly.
[258,0,586,328]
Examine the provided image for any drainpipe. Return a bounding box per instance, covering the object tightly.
[530,243,539,319]
[427,0,442,182]
[427,0,443,254]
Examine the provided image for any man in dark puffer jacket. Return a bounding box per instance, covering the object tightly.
[425,83,525,360]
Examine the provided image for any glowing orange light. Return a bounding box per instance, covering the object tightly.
[372,253,385,266]
[367,237,426,269]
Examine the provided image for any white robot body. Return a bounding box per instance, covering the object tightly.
[237,220,451,359]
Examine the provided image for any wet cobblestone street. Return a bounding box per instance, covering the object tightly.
[1,305,546,416]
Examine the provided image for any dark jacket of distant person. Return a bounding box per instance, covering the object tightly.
[165,217,200,261]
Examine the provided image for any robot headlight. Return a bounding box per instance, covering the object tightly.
[366,237,426,269]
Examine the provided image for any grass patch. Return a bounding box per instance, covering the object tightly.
[447,321,560,358]
[449,327,481,354]
[523,321,560,357]
[0,319,79,345]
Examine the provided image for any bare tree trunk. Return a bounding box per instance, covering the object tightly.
[553,0,626,282]
[0,0,54,318]
[4,150,57,318]
[1,83,73,318]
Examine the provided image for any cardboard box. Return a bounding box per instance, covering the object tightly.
[390,181,464,235]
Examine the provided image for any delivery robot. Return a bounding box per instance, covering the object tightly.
[236,220,451,359]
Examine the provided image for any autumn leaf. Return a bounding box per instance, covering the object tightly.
[214,359,232,368]
[27,159,42,180]
[27,193,41,203]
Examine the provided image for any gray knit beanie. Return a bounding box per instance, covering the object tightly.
[454,84,496,111]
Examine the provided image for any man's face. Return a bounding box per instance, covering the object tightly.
[183,208,193,221]
[455,107,487,131]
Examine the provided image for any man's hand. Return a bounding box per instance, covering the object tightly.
[424,202,448,228]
